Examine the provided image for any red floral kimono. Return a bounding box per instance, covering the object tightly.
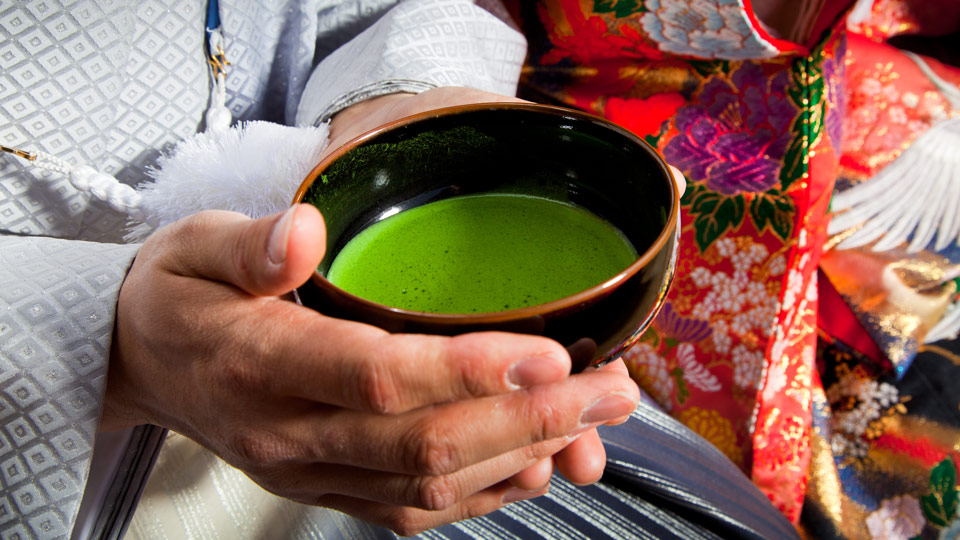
[505,0,960,537]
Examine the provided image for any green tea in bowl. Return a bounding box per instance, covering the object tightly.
[293,102,680,371]
[326,193,637,314]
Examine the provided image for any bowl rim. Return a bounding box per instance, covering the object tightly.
[292,101,680,323]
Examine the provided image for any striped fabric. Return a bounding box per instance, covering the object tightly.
[119,404,799,539]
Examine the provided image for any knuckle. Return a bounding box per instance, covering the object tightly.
[404,421,460,476]
[524,388,565,442]
[412,475,458,511]
[250,468,296,498]
[383,509,427,537]
[170,213,217,258]
[220,351,265,393]
[446,336,488,397]
[355,358,402,414]
[169,212,207,241]
[460,496,502,523]
[230,218,257,285]
[229,428,288,467]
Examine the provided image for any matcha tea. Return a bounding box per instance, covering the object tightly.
[326,193,637,314]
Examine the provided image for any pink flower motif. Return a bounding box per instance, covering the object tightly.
[676,343,721,392]
[865,496,925,540]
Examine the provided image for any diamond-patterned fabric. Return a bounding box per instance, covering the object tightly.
[295,0,526,126]
[0,0,347,242]
[0,237,138,539]
[0,1,532,538]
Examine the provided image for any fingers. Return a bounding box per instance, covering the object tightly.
[554,428,606,485]
[261,437,568,512]
[279,368,638,475]
[591,358,635,426]
[668,164,687,198]
[508,456,555,492]
[313,481,547,537]
[159,205,327,297]
[263,313,572,412]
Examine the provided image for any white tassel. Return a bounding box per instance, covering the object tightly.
[125,120,330,241]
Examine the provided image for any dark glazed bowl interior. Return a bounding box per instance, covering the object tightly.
[293,103,679,371]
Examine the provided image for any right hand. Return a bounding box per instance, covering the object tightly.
[104,205,641,535]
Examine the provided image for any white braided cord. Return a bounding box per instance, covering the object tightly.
[20,151,150,222]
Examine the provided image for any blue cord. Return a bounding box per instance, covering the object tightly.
[206,0,221,34]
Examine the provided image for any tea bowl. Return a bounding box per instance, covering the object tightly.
[292,102,680,372]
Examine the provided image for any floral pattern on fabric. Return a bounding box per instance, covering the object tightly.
[866,495,926,540]
[838,34,960,180]
[639,0,780,59]
[511,0,844,522]
[664,64,794,195]
[510,0,960,534]
[804,340,960,540]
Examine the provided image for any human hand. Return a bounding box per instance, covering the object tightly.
[104,205,641,535]
[322,84,683,497]
[326,85,663,497]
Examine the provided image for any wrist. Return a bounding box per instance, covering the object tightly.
[327,93,417,150]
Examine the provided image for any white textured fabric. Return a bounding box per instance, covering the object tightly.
[0,1,529,538]
[0,0,205,242]
[0,237,139,539]
[296,0,527,126]
[0,0,334,242]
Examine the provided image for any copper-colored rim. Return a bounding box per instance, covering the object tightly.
[292,102,680,323]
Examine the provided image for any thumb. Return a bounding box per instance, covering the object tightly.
[165,204,326,297]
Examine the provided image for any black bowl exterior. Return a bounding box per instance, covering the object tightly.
[294,103,679,371]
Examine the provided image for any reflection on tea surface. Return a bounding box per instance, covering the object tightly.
[326,193,637,314]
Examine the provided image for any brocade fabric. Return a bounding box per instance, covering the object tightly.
[509,0,960,537]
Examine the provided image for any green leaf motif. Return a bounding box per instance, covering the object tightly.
[749,190,795,241]
[680,182,704,207]
[780,54,825,191]
[670,367,689,404]
[921,457,959,527]
[639,327,660,348]
[690,189,746,251]
[593,0,644,17]
[933,458,958,497]
[687,59,729,78]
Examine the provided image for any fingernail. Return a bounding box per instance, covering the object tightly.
[579,394,637,426]
[268,206,298,265]
[562,426,591,444]
[502,486,546,505]
[507,353,563,388]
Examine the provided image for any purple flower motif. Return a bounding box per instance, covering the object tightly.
[664,63,797,195]
[656,302,711,342]
[822,36,847,156]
